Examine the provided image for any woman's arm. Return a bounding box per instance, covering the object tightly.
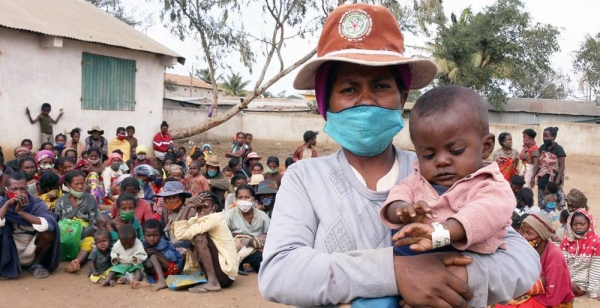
[531,155,540,187]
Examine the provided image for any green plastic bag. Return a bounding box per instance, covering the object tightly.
[59,219,83,261]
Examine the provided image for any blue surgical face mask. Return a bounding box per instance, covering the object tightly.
[324,105,404,157]
[207,170,217,178]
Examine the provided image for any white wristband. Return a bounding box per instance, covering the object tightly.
[431,222,451,249]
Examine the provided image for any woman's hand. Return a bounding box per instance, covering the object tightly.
[395,252,473,308]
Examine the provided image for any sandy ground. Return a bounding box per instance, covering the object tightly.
[4,137,600,307]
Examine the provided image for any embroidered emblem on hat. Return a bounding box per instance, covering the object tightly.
[338,9,372,42]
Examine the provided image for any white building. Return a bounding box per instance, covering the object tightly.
[0,0,184,155]
[164,73,223,100]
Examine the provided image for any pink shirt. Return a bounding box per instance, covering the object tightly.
[380,162,514,254]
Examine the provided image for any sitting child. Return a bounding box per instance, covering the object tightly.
[131,219,182,291]
[541,182,559,213]
[103,224,147,287]
[551,209,569,245]
[89,229,112,284]
[509,175,525,199]
[380,86,514,256]
[515,188,539,215]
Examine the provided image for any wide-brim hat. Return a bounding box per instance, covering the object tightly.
[248,174,265,186]
[205,155,220,167]
[256,180,278,195]
[293,3,438,91]
[87,125,104,135]
[156,181,192,198]
[246,152,262,160]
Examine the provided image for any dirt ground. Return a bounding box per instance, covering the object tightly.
[4,137,600,307]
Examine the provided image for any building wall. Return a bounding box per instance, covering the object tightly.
[488,112,598,125]
[164,106,600,156]
[0,27,166,157]
[168,85,222,100]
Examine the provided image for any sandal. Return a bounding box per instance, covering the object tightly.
[29,264,49,279]
[238,269,252,276]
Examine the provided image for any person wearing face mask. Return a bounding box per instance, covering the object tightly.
[133,164,157,205]
[202,155,230,207]
[225,184,269,274]
[496,213,574,308]
[262,156,283,188]
[259,4,540,308]
[156,181,193,255]
[35,150,55,175]
[54,133,67,155]
[532,127,566,207]
[19,157,39,196]
[108,127,131,162]
[224,174,248,212]
[102,153,124,198]
[127,145,154,171]
[106,193,144,245]
[83,148,106,204]
[255,180,278,218]
[560,209,600,300]
[54,170,99,274]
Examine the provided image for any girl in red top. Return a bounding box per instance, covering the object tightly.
[153,121,173,162]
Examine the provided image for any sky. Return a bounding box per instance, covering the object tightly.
[128,0,600,97]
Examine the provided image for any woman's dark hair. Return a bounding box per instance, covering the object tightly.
[40,142,54,151]
[266,156,279,166]
[143,219,162,232]
[117,192,137,209]
[228,157,240,169]
[517,188,534,207]
[571,212,590,227]
[18,157,36,169]
[160,121,169,128]
[545,182,559,194]
[39,171,60,191]
[121,177,141,192]
[285,157,294,168]
[236,184,256,199]
[251,162,264,171]
[69,128,81,138]
[87,147,102,157]
[21,139,33,146]
[64,170,85,185]
[498,132,511,146]
[522,129,537,139]
[230,174,246,185]
[55,133,67,142]
[544,126,559,138]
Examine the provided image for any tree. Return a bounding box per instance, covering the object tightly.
[511,69,570,100]
[160,0,444,139]
[573,33,600,102]
[430,0,560,107]
[195,68,212,84]
[221,72,250,96]
[86,0,145,27]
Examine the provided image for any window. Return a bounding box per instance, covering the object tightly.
[81,52,136,110]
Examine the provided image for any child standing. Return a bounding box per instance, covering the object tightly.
[186,161,210,196]
[89,229,112,284]
[380,86,514,256]
[26,103,64,144]
[131,219,182,291]
[103,224,147,286]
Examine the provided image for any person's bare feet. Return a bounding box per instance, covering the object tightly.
[188,282,221,292]
[65,260,80,273]
[116,277,126,284]
[102,279,116,287]
[130,280,151,289]
[152,280,168,291]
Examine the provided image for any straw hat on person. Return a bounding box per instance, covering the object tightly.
[155,181,192,198]
[205,155,220,167]
[249,174,265,186]
[293,3,437,91]
[87,125,104,135]
[246,152,262,161]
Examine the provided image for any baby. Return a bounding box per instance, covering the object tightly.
[103,224,147,286]
[89,229,112,284]
[380,85,514,255]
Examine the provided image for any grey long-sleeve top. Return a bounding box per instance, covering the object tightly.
[258,148,541,307]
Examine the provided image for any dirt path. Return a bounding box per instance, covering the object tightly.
[5,138,600,307]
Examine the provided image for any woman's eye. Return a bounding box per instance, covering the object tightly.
[450,148,465,156]
[340,87,356,93]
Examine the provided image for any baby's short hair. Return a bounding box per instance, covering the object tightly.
[118,224,136,240]
[511,175,525,187]
[143,219,162,232]
[94,229,110,240]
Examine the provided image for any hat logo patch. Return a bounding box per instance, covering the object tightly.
[338,9,372,42]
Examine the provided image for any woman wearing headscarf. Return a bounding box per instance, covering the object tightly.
[565,189,588,213]
[258,3,540,307]
[35,150,55,175]
[496,213,574,308]
[6,147,31,172]
[532,127,566,207]
[560,209,600,300]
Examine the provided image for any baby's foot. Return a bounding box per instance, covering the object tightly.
[116,277,126,284]
[65,260,80,273]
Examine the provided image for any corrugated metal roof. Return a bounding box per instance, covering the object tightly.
[0,0,184,64]
[165,73,220,90]
[490,98,600,116]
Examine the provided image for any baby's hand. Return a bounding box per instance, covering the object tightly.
[111,258,119,265]
[392,223,435,252]
[389,200,436,223]
[132,257,138,264]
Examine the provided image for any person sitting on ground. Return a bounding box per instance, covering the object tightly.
[36,150,55,175]
[172,192,238,292]
[515,188,539,215]
[63,148,77,160]
[37,171,62,211]
[88,229,112,284]
[108,127,131,162]
[560,208,600,300]
[255,180,278,218]
[6,146,31,172]
[263,156,283,188]
[203,155,230,207]
[251,162,264,175]
[127,145,154,171]
[225,184,269,274]
[125,126,138,156]
[225,132,249,166]
[103,224,147,287]
[85,126,108,158]
[178,146,187,159]
[131,219,183,291]
[496,213,575,308]
[153,121,174,162]
[248,174,264,191]
[281,157,294,176]
[0,154,15,176]
[552,210,570,245]
[54,170,99,273]
[224,174,248,211]
[133,164,157,205]
[81,150,89,160]
[65,128,85,159]
[243,152,262,176]
[57,157,76,176]
[106,193,144,245]
[510,175,525,199]
[185,146,202,167]
[21,139,34,152]
[293,130,319,162]
[157,181,192,254]
[174,152,187,173]
[227,157,244,178]
[186,161,209,197]
[83,147,105,203]
[109,177,154,225]
[54,133,67,155]
[222,166,233,182]
[0,172,60,279]
[40,142,55,153]
[102,153,124,199]
[541,182,560,213]
[26,103,64,144]
[19,157,39,196]
[565,188,588,214]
